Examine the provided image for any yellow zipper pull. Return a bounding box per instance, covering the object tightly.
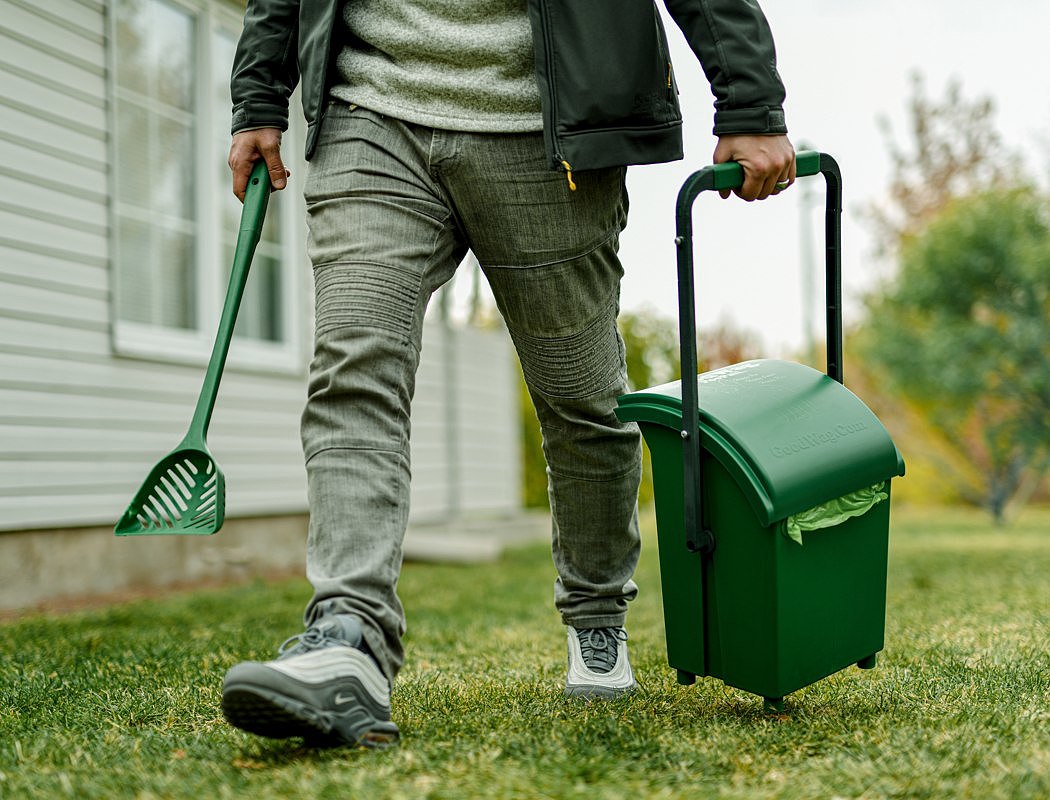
[667,62,673,89]
[560,160,577,191]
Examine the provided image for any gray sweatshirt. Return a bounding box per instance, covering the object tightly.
[331,0,543,132]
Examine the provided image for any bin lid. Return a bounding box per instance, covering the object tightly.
[615,359,906,526]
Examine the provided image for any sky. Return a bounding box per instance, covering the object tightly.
[613,0,1050,357]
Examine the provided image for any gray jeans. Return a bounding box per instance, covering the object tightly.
[300,103,641,685]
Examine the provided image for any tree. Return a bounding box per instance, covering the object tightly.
[619,307,681,390]
[859,187,1050,521]
[618,305,765,390]
[865,74,1019,254]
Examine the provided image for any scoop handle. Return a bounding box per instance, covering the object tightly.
[184,161,272,444]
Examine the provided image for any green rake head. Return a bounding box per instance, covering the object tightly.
[114,448,225,535]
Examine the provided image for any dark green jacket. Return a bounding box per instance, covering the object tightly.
[231,0,787,171]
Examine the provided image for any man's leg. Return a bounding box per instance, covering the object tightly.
[222,104,466,745]
[439,131,643,683]
[300,105,469,683]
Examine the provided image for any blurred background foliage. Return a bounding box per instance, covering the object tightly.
[856,74,1049,522]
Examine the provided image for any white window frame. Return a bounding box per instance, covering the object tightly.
[107,0,307,374]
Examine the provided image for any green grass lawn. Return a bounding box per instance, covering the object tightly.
[1,506,1047,799]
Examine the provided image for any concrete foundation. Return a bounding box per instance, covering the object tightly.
[0,511,550,615]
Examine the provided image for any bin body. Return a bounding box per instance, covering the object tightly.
[616,359,905,701]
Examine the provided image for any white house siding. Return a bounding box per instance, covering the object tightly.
[410,321,522,523]
[453,327,522,514]
[1,0,116,530]
[0,0,522,546]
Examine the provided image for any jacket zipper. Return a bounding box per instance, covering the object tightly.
[559,159,577,191]
[656,8,677,102]
[536,0,576,190]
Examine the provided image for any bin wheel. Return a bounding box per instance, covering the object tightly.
[857,654,878,670]
[676,670,696,686]
[763,696,785,713]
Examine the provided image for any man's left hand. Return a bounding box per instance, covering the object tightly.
[712,135,795,201]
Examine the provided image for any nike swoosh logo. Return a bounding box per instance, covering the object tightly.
[333,692,360,706]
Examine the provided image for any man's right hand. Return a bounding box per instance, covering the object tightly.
[228,128,290,202]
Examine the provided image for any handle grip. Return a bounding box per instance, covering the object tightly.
[674,150,843,554]
[240,161,271,235]
[705,149,822,192]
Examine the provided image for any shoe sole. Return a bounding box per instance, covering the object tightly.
[222,679,400,749]
[564,682,637,700]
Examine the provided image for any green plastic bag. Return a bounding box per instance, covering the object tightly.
[782,483,888,545]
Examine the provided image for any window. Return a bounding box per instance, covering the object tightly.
[110,0,303,368]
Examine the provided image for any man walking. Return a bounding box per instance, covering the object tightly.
[221,0,795,748]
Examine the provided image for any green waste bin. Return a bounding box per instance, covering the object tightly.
[616,360,905,709]
[615,152,906,710]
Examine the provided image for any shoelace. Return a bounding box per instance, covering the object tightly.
[277,622,351,658]
[577,627,627,674]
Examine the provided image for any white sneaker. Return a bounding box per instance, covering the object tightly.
[564,626,637,699]
[222,614,399,748]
